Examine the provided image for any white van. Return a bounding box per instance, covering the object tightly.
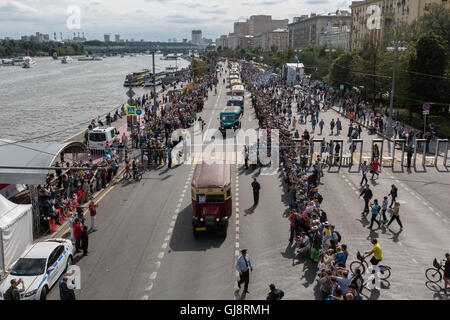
[88,127,118,151]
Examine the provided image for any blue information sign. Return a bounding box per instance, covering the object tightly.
[136,109,142,116]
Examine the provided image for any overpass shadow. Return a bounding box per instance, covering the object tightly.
[169,204,226,252]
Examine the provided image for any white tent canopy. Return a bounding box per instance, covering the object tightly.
[0,139,88,185]
[0,194,33,272]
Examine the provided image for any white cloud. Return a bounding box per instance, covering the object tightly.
[0,0,349,41]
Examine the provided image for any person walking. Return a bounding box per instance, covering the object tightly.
[386,202,403,230]
[336,118,342,135]
[370,157,380,180]
[81,225,89,256]
[266,284,284,300]
[406,146,413,170]
[381,196,389,223]
[388,184,398,208]
[330,119,335,135]
[251,178,261,207]
[359,184,373,215]
[360,161,369,186]
[59,276,76,300]
[244,147,249,169]
[73,218,82,253]
[368,199,381,230]
[89,201,98,232]
[236,249,253,294]
[319,119,324,135]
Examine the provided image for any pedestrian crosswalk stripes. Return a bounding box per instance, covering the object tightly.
[180,152,246,165]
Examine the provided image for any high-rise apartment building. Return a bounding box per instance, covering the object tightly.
[115,34,120,42]
[104,34,110,42]
[192,30,202,45]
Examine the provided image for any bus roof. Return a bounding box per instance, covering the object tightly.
[191,162,231,189]
[221,106,241,113]
[231,85,244,91]
[228,96,243,101]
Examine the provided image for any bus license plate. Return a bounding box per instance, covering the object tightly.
[195,227,207,231]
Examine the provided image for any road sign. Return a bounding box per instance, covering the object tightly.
[126,106,136,116]
[136,109,142,116]
[423,110,429,115]
[340,84,344,91]
[422,103,430,111]
[126,88,136,98]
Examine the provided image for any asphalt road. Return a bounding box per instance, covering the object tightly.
[47,65,450,300]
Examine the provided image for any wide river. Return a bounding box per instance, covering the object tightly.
[0,55,190,142]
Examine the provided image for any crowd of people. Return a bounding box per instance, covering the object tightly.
[240,60,371,300]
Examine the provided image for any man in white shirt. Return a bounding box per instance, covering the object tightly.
[235,249,253,294]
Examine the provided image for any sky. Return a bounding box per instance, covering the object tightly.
[0,0,352,41]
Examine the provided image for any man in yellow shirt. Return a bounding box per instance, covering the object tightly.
[364,238,382,265]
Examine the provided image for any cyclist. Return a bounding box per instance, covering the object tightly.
[443,252,450,293]
[364,238,382,266]
[132,160,137,180]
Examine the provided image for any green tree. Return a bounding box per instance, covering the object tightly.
[408,31,449,113]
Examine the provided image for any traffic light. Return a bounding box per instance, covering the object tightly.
[127,116,132,130]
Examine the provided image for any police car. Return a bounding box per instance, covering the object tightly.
[0,239,74,300]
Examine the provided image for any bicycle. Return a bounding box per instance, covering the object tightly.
[350,251,391,280]
[123,166,143,182]
[425,258,444,283]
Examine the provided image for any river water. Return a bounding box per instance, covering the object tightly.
[0,55,190,142]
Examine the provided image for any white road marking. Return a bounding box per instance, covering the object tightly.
[236,207,239,212]
[405,188,409,191]
[164,235,170,242]
[429,207,434,211]
[149,272,157,280]
[236,197,239,201]
[236,202,239,206]
[176,203,181,208]
[174,209,180,214]
[235,242,239,248]
[236,213,239,219]
[145,283,153,291]
[172,215,177,220]
[236,234,239,240]
[435,212,441,217]
[412,258,418,264]
[235,250,239,257]
[415,196,421,200]
[236,226,239,232]
[161,242,168,249]
[158,252,164,259]
[141,295,149,300]
[351,186,356,191]
[170,221,175,227]
[399,242,403,246]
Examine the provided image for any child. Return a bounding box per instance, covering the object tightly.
[381,196,388,223]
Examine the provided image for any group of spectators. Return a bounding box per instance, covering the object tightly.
[240,61,365,300]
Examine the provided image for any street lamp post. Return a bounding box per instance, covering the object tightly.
[325,46,336,88]
[386,41,406,138]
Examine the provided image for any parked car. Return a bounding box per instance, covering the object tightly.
[0,239,74,300]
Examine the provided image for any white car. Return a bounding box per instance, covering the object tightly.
[0,239,74,300]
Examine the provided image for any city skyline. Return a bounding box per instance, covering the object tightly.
[0,0,351,41]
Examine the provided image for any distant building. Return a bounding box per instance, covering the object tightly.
[130,38,135,42]
[254,28,288,50]
[192,30,202,45]
[173,38,177,43]
[115,34,120,42]
[319,24,350,51]
[349,0,450,49]
[289,10,351,50]
[104,34,110,42]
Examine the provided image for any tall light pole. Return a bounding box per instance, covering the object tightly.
[386,41,406,138]
[325,45,336,88]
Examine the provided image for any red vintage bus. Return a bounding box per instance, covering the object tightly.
[191,161,232,237]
